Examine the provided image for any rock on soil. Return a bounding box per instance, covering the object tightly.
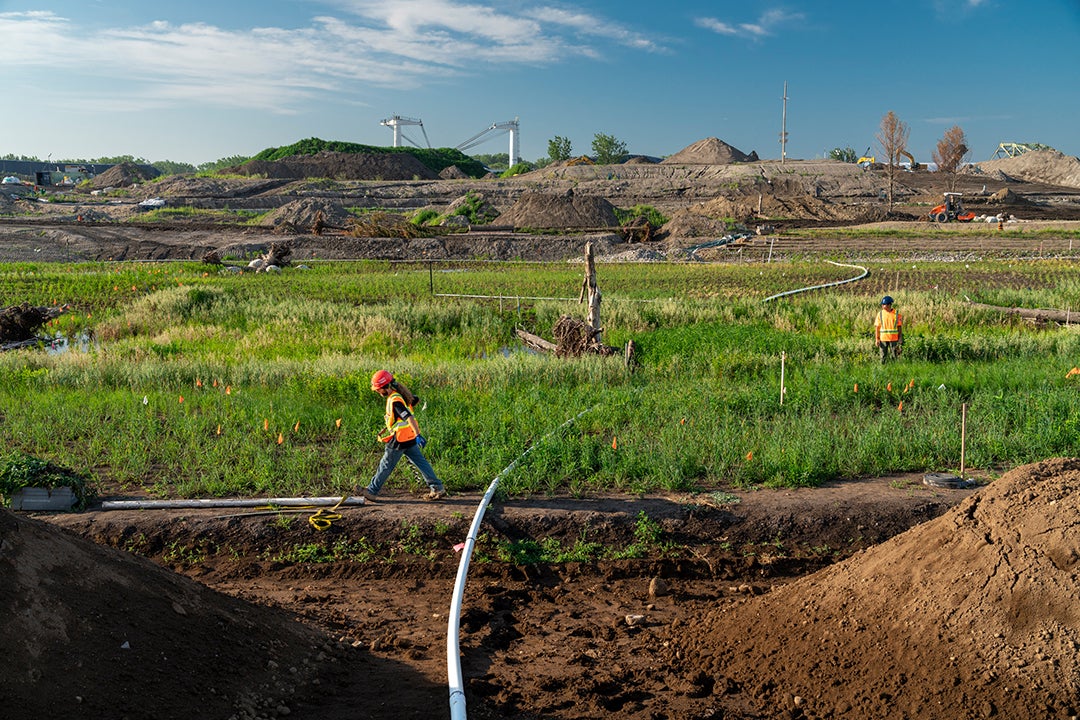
[675,457,1080,719]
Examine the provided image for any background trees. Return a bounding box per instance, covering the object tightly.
[828,147,858,163]
[591,132,628,164]
[877,111,910,211]
[933,126,971,191]
[547,136,572,163]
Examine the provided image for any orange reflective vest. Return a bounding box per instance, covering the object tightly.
[382,391,418,443]
[876,308,902,342]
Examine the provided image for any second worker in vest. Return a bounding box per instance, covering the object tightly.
[361,370,447,501]
[874,296,903,363]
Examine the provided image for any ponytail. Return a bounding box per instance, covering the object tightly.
[390,379,419,408]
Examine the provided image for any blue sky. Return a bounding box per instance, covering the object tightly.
[2,1,1078,165]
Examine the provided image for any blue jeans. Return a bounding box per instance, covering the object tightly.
[367,442,444,495]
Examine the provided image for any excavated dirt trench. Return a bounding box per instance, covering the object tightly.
[10,460,1070,720]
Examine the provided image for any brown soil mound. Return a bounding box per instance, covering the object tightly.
[989,187,1027,204]
[497,189,620,229]
[89,162,161,189]
[0,508,348,720]
[230,151,438,181]
[257,197,353,230]
[662,137,758,165]
[675,457,1080,719]
[975,149,1080,189]
[439,165,470,179]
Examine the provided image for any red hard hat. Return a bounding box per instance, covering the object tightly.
[370,370,393,390]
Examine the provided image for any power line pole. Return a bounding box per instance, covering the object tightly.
[780,81,789,165]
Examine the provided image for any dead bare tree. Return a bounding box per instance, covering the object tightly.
[876,111,910,213]
[932,125,971,192]
[578,241,602,345]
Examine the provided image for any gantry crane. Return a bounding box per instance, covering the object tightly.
[456,118,520,166]
[379,115,431,149]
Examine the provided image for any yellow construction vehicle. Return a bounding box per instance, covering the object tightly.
[857,147,875,167]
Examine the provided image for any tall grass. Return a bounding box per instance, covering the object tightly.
[2,258,1079,500]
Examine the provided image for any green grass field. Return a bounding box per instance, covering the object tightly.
[3,257,1079,502]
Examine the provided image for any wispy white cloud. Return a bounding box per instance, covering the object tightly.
[931,0,990,15]
[695,8,805,40]
[0,3,660,113]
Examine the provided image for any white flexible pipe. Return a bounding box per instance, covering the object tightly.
[447,407,595,719]
[99,496,364,510]
[762,260,868,302]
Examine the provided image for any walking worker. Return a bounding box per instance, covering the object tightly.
[874,296,903,363]
[361,370,447,501]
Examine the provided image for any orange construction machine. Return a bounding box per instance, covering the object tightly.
[929,192,975,223]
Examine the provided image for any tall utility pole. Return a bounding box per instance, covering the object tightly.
[779,81,789,165]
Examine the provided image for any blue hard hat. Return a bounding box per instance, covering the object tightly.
[881,296,894,305]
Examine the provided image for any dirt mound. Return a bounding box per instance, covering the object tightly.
[147,175,237,198]
[439,165,470,179]
[975,149,1080,189]
[661,137,758,165]
[675,457,1080,719]
[257,197,353,231]
[229,151,437,181]
[89,162,160,189]
[497,189,620,229]
[989,187,1027,204]
[0,508,348,720]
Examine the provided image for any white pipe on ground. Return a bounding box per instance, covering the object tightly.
[762,260,868,302]
[99,496,363,510]
[447,407,595,720]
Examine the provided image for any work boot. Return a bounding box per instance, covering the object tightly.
[426,488,447,501]
[359,488,379,502]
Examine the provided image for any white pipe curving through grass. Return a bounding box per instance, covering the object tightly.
[446,407,595,719]
[762,260,868,302]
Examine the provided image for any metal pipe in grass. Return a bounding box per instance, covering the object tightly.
[447,406,595,720]
[762,260,868,302]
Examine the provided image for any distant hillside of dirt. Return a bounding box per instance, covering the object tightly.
[975,149,1080,189]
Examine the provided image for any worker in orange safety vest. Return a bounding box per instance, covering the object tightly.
[874,296,903,363]
[360,370,447,501]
